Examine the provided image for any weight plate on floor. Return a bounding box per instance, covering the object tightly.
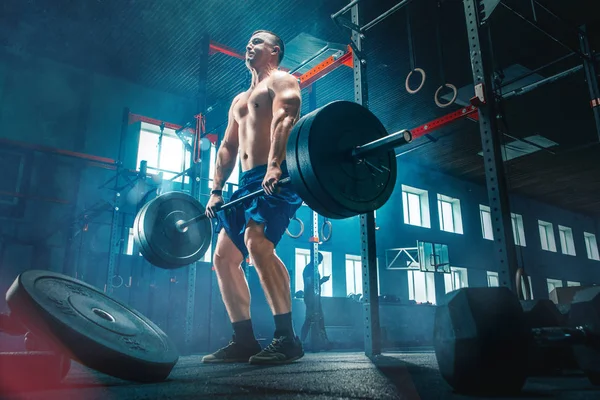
[294,101,397,219]
[135,191,212,269]
[6,270,179,382]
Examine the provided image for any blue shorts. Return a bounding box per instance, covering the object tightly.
[214,161,303,259]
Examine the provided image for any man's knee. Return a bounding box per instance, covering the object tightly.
[244,222,273,261]
[214,232,243,271]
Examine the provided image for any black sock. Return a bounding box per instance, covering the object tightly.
[274,312,295,339]
[232,319,256,345]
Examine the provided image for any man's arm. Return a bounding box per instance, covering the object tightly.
[268,72,302,169]
[212,95,241,191]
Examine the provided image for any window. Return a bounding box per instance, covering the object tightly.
[407,270,436,304]
[558,225,576,256]
[345,255,381,296]
[538,220,557,252]
[584,232,600,261]
[567,281,581,287]
[136,123,190,183]
[208,145,240,191]
[294,249,332,297]
[294,249,310,294]
[511,213,526,246]
[480,205,493,240]
[547,278,563,295]
[401,185,431,228]
[487,271,499,287]
[520,275,534,299]
[125,228,140,256]
[444,267,468,293]
[437,194,463,234]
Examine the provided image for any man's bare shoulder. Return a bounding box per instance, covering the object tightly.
[270,71,298,87]
[231,91,248,105]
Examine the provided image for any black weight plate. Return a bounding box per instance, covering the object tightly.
[134,201,164,268]
[286,114,347,219]
[298,101,397,219]
[138,192,212,269]
[6,270,179,383]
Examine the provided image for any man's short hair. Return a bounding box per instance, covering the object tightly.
[252,30,285,65]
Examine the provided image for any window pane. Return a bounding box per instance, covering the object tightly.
[413,271,427,303]
[319,251,333,297]
[408,271,415,300]
[539,224,548,250]
[159,136,185,173]
[353,261,363,296]
[425,272,436,304]
[402,191,409,224]
[408,193,422,226]
[482,210,493,240]
[346,260,355,295]
[137,130,159,169]
[442,201,454,232]
[295,249,310,294]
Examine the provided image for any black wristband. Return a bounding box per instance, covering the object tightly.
[211,189,223,196]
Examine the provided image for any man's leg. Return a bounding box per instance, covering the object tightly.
[244,219,304,364]
[202,230,261,363]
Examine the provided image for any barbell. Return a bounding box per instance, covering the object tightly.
[133,101,412,269]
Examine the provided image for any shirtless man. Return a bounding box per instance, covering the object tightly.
[201,30,304,364]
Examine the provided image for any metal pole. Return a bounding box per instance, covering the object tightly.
[362,0,413,32]
[351,3,381,357]
[289,46,330,75]
[352,129,412,158]
[463,0,519,290]
[307,84,320,352]
[501,64,584,100]
[106,108,129,295]
[185,33,210,353]
[331,0,360,20]
[579,25,600,141]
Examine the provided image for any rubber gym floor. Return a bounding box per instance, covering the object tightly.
[2,350,600,400]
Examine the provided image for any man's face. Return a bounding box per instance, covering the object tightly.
[245,32,278,69]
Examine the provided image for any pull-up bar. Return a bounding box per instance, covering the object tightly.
[331,0,414,33]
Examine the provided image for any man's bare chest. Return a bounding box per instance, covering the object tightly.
[233,86,272,122]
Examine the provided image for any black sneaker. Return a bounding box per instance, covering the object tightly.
[248,336,304,365]
[202,336,262,363]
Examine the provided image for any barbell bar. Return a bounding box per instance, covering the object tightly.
[134,101,412,269]
[174,177,292,233]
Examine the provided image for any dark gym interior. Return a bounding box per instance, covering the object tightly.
[1,0,600,399]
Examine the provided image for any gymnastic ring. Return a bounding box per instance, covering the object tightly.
[515,268,531,301]
[405,68,426,94]
[321,220,332,242]
[111,274,124,289]
[434,83,458,108]
[285,217,304,239]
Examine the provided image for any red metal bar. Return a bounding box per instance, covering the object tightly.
[410,105,479,139]
[299,47,354,89]
[129,113,217,144]
[209,42,245,60]
[0,138,116,165]
[128,113,184,131]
